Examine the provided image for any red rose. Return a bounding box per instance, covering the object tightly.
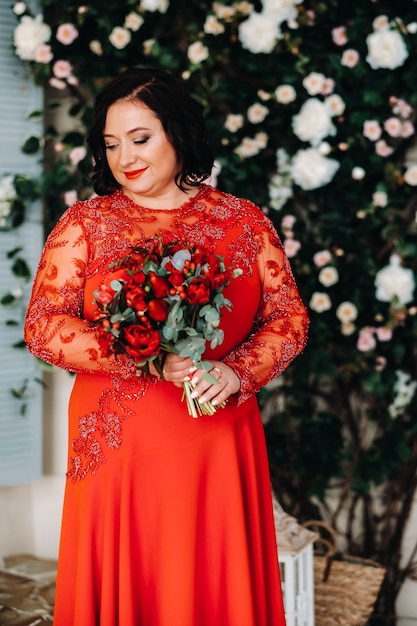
[186,277,211,305]
[168,269,184,287]
[95,270,128,305]
[125,284,147,312]
[131,270,146,285]
[200,253,222,280]
[123,251,147,270]
[107,269,129,285]
[148,271,170,298]
[148,299,169,322]
[211,269,231,290]
[94,285,115,306]
[123,324,160,359]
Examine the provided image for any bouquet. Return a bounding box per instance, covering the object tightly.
[93,238,242,417]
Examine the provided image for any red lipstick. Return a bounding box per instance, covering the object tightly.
[125,168,147,180]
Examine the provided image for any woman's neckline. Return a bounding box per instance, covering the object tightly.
[114,183,212,214]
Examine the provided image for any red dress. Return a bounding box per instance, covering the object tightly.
[25,184,308,626]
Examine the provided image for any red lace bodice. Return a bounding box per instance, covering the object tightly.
[24,184,309,405]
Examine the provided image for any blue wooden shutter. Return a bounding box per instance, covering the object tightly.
[0,0,43,485]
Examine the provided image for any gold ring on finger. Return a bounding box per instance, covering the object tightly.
[212,367,222,381]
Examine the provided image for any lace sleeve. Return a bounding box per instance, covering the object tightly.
[222,229,309,405]
[24,209,135,378]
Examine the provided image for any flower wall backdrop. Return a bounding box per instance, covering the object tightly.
[11,0,417,618]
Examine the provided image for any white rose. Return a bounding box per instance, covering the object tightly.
[275,84,297,104]
[318,141,331,155]
[268,173,293,210]
[261,0,303,25]
[281,214,296,229]
[13,2,27,16]
[357,328,377,352]
[284,238,301,258]
[124,12,144,31]
[291,148,340,190]
[318,266,339,287]
[143,39,155,56]
[234,137,262,158]
[276,148,291,168]
[372,191,388,207]
[313,250,332,267]
[140,0,169,13]
[225,114,244,133]
[341,322,356,336]
[336,301,358,323]
[204,15,225,35]
[366,29,409,70]
[212,3,236,20]
[302,72,326,96]
[309,292,332,313]
[375,254,415,306]
[325,94,346,117]
[404,164,417,186]
[373,15,390,31]
[389,370,417,418]
[109,27,131,49]
[187,41,209,64]
[247,103,269,124]
[352,166,366,180]
[238,12,280,53]
[89,40,103,56]
[14,15,51,61]
[254,131,268,149]
[292,98,336,146]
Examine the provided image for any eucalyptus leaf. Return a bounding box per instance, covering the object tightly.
[171,249,191,270]
[110,279,123,292]
[201,308,220,326]
[210,329,224,349]
[184,327,198,336]
[175,336,206,361]
[162,326,179,342]
[199,304,212,316]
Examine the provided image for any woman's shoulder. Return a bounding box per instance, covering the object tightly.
[206,185,263,214]
[55,192,119,226]
[206,185,276,231]
[68,192,117,215]
[209,186,283,250]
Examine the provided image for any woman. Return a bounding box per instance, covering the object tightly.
[24,67,309,626]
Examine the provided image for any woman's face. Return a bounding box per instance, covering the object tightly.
[103,99,182,207]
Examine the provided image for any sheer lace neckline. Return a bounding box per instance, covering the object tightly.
[114,184,213,215]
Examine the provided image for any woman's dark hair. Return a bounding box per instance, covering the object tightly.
[87,67,214,196]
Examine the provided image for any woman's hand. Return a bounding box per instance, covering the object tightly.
[150,354,240,406]
[156,352,195,383]
[190,360,240,407]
